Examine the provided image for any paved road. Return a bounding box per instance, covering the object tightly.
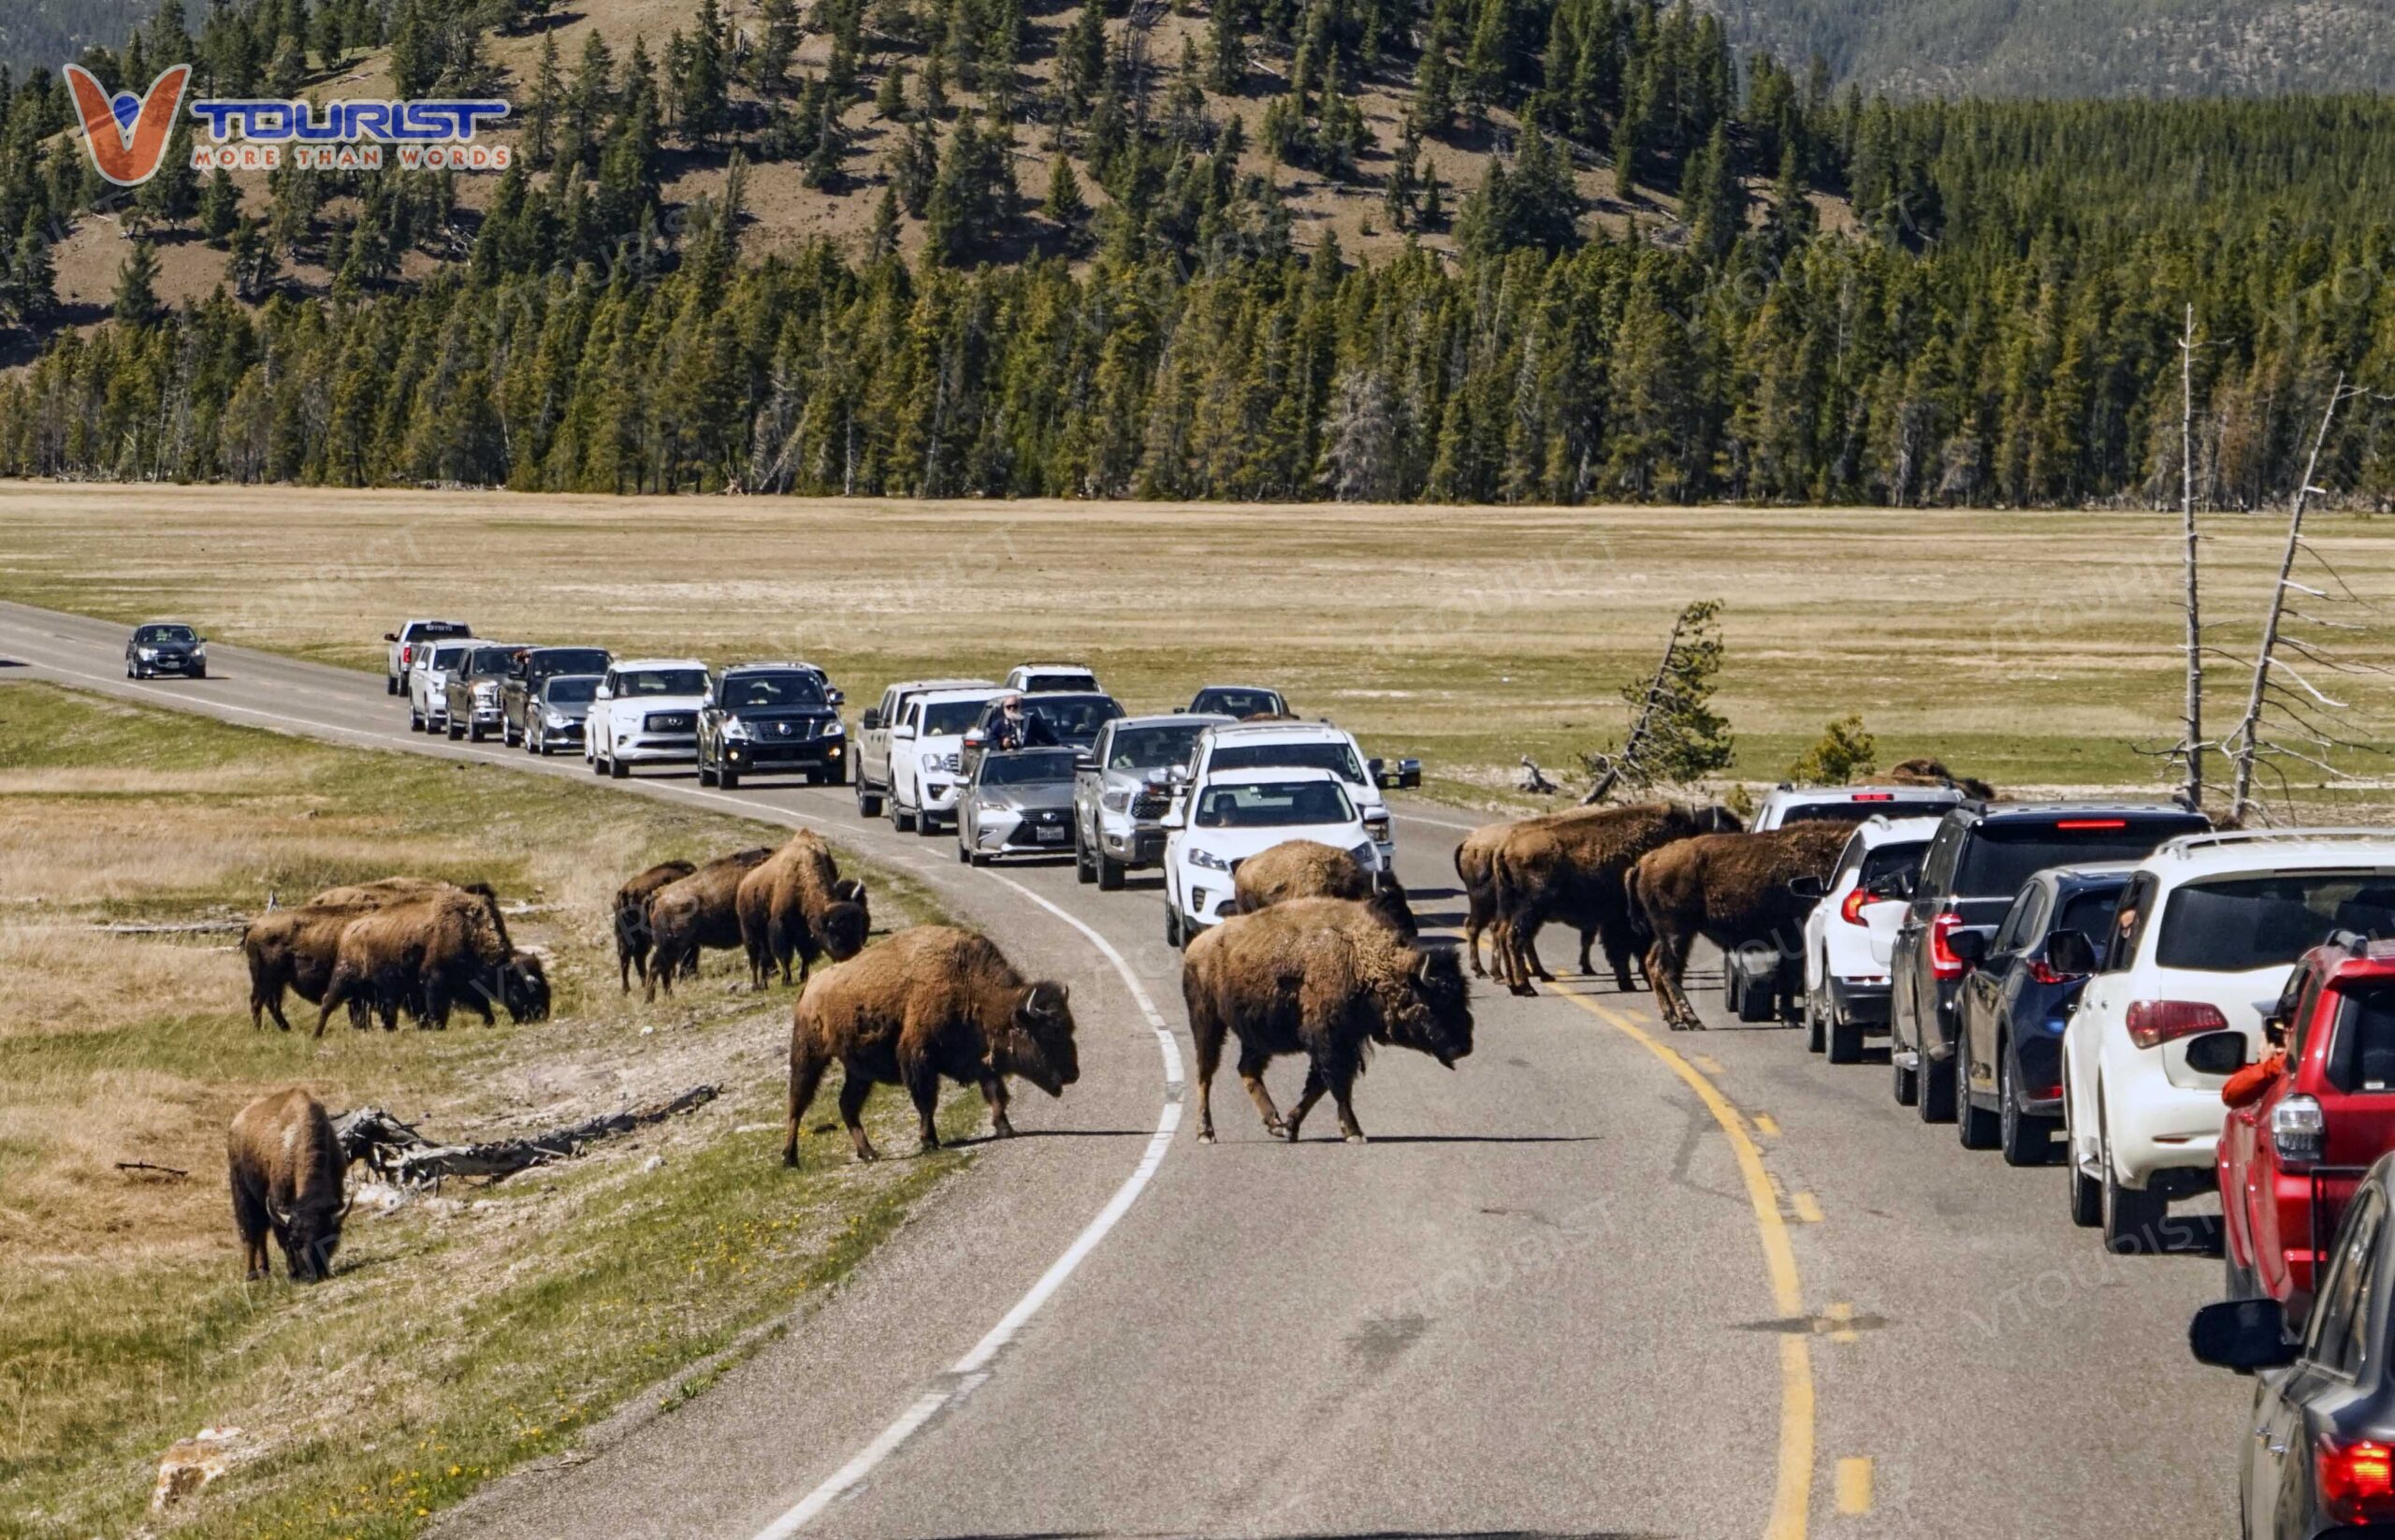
[2,600,2250,1540]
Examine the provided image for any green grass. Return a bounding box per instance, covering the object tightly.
[0,681,972,1540]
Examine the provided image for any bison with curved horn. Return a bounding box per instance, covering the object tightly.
[643,849,773,1002]
[785,925,1078,1165]
[1624,821,1851,1031]
[614,859,696,992]
[1231,839,1417,939]
[228,1087,351,1282]
[736,831,869,989]
[1485,801,1745,997]
[1183,896,1473,1144]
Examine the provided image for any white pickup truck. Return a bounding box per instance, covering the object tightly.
[854,677,997,821]
[384,619,472,695]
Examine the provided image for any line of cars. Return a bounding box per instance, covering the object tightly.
[1773,781,2395,1534]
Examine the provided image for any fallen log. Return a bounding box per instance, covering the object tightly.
[333,1086,718,1186]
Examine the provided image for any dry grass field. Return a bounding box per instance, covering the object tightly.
[0,680,967,1540]
[4,484,2392,808]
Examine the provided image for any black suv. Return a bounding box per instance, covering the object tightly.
[1890,802,2211,1122]
[502,647,612,747]
[697,664,848,789]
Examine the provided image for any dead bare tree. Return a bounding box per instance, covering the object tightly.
[2178,305,2205,809]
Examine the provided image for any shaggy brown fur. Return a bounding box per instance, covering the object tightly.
[643,850,772,1002]
[785,925,1078,1163]
[243,902,374,1031]
[227,1087,349,1281]
[735,833,869,989]
[1624,821,1852,1031]
[1234,841,1417,937]
[307,876,454,908]
[1182,897,1473,1144]
[1887,757,1997,801]
[614,860,697,992]
[315,886,537,1034]
[1487,803,1746,997]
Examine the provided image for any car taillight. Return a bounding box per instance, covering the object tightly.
[2272,1094,2326,1170]
[2319,1439,2395,1524]
[1851,792,1894,802]
[2123,999,2229,1050]
[1840,887,1873,925]
[1929,910,1966,981]
[2026,957,2083,986]
[402,644,414,666]
[2054,818,2127,830]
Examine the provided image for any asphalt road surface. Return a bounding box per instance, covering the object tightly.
[0,599,2252,1540]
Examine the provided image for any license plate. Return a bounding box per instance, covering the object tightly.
[1034,826,1067,844]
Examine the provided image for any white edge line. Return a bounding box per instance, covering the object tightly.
[3,632,1190,1540]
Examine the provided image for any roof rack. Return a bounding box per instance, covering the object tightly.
[2159,829,2395,856]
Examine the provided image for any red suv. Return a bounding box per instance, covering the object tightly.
[2220,933,2395,1312]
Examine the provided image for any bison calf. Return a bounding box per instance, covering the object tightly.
[644,850,773,1001]
[614,860,696,992]
[1183,897,1473,1144]
[786,925,1078,1164]
[228,1087,350,1282]
[736,832,868,989]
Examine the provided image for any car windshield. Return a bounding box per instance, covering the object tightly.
[543,676,600,705]
[1781,798,1942,824]
[465,647,516,676]
[1196,779,1356,829]
[531,648,610,678]
[1208,740,1365,784]
[135,625,196,644]
[980,749,1079,786]
[1015,696,1123,741]
[722,673,826,709]
[428,643,471,669]
[1110,723,1210,771]
[921,700,990,735]
[1858,840,1929,894]
[1192,689,1285,719]
[411,622,471,639]
[1022,673,1096,693]
[617,669,709,697]
[2328,985,2395,1095]
[2156,875,2395,974]
[1955,817,2209,899]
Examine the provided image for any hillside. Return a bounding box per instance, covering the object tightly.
[0,0,155,80]
[1709,0,2395,97]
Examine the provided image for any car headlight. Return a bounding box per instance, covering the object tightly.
[544,710,569,728]
[138,647,157,659]
[720,717,751,740]
[1100,790,1131,813]
[474,682,500,702]
[1350,841,1380,868]
[822,720,844,737]
[1187,847,1233,871]
[1363,812,1392,841]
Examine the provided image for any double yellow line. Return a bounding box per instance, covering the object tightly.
[1549,988,1817,1540]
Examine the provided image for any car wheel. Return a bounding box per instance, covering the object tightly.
[1827,1009,1863,1065]
[1096,850,1125,892]
[2099,1113,2168,1255]
[468,720,486,743]
[2065,1076,2102,1226]
[386,675,399,695]
[608,749,629,779]
[956,837,970,864]
[192,665,205,679]
[719,766,740,790]
[1918,1046,1957,1123]
[824,763,849,787]
[1805,988,1826,1054]
[1998,1042,2051,1167]
[698,758,717,787]
[894,797,918,833]
[1957,1046,1999,1150]
[446,719,463,740]
[1892,1037,1920,1106]
[857,781,884,819]
[1074,833,1096,884]
[1735,961,1777,1024]
[1165,901,1184,950]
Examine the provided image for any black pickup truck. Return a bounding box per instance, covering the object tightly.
[501,647,613,747]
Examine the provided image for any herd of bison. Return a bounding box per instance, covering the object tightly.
[227,800,1848,1282]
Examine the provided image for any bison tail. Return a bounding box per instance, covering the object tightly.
[1621,864,1652,942]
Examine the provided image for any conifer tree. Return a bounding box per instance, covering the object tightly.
[1207,0,1246,94]
[198,168,241,245]
[113,240,162,327]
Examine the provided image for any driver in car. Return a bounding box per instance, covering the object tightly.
[989,694,1056,752]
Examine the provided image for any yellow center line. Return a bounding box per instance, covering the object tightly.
[1754,1113,1783,1138]
[1553,987,1815,1540]
[1835,1457,1873,1515]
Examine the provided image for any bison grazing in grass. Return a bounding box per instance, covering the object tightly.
[315,886,546,1033]
[785,925,1078,1164]
[228,1087,350,1282]
[1183,896,1473,1145]
[244,879,472,1030]
[1484,802,1746,997]
[1625,821,1851,1031]
[307,876,454,908]
[643,850,773,1002]
[735,832,869,989]
[614,860,696,992]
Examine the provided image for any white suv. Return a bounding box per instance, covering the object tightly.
[2062,831,2395,1253]
[585,659,712,778]
[1161,766,1378,948]
[1186,720,1394,866]
[1005,662,1101,695]
[1799,816,1943,1063]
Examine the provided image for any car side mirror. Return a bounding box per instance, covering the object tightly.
[383,632,399,642]
[827,689,845,706]
[1172,705,1186,713]
[1073,752,1096,772]
[2188,1298,2296,1373]
[1788,875,1827,901]
[891,724,916,741]
[1160,808,1185,830]
[2045,929,2098,977]
[2185,1032,2252,1076]
[594,686,613,701]
[861,708,882,731]
[1947,926,1991,966]
[963,731,984,749]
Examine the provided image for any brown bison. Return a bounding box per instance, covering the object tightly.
[735,832,869,989]
[228,1087,350,1282]
[1182,896,1473,1144]
[307,876,454,908]
[1624,821,1851,1031]
[1888,757,1997,801]
[244,879,473,1029]
[1485,802,1746,997]
[614,860,696,992]
[1232,840,1417,938]
[643,849,773,1002]
[785,925,1079,1164]
[316,886,548,1033]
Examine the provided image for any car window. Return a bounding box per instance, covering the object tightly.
[542,676,600,705]
[1022,672,1097,693]
[979,750,1079,786]
[428,643,470,669]
[1208,741,1366,784]
[921,699,986,735]
[720,674,826,710]
[2328,987,2395,1094]
[2104,874,2158,973]
[2052,886,2126,948]
[1917,821,1966,902]
[2157,876,2395,975]
[464,647,516,676]
[617,668,709,696]
[1195,780,1356,829]
[1194,689,1284,719]
[135,624,196,643]
[532,648,610,678]
[1110,722,1209,771]
[2304,1185,2385,1374]
[1858,840,1928,896]
[1953,818,2210,901]
[1993,887,2044,953]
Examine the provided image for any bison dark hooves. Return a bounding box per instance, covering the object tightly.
[1197,1128,1216,1144]
[853,1146,880,1163]
[1509,983,1537,998]
[990,1119,1015,1139]
[1343,1132,1369,1144]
